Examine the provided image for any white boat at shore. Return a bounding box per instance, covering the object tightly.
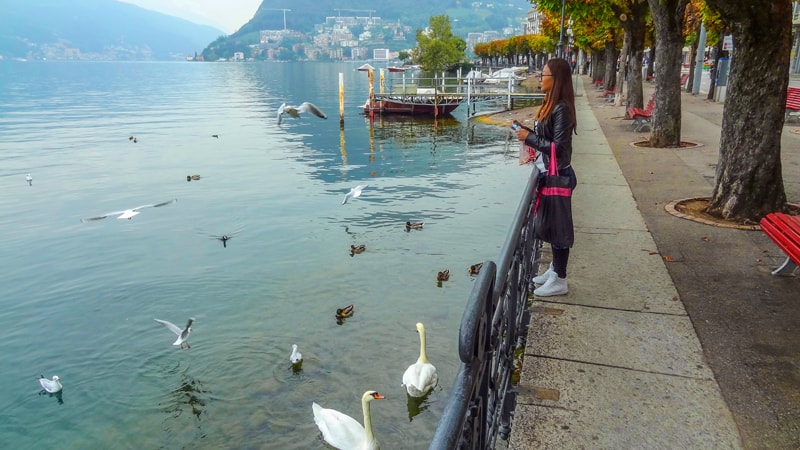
[482,67,528,85]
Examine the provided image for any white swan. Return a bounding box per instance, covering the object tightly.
[312,390,385,450]
[38,375,62,393]
[402,322,438,397]
[290,344,303,364]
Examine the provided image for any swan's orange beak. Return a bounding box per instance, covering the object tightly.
[371,392,385,400]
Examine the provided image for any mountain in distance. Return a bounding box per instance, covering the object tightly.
[205,0,531,60]
[1,0,224,60]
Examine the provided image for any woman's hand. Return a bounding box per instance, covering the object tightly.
[513,120,532,141]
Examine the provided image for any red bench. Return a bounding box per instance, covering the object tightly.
[760,212,800,276]
[785,86,800,122]
[680,73,689,89]
[594,79,604,90]
[628,92,656,132]
[603,88,616,102]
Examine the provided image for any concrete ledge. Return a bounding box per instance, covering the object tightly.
[509,358,741,450]
[564,229,684,314]
[526,303,708,377]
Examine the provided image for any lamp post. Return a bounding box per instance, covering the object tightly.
[557,0,567,58]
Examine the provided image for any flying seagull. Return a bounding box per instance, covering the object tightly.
[81,199,177,221]
[154,317,194,349]
[277,102,327,125]
[342,185,368,205]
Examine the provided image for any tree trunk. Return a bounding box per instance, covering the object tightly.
[592,48,605,82]
[686,22,699,92]
[614,30,630,107]
[704,0,790,221]
[648,0,689,147]
[604,40,617,91]
[624,3,648,112]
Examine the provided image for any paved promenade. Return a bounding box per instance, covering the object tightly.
[505,76,800,449]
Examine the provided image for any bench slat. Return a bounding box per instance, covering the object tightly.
[760,213,800,266]
[786,87,800,111]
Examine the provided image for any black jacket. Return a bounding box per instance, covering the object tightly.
[522,101,574,171]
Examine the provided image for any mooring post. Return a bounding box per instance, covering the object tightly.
[368,68,375,121]
[466,77,472,116]
[339,73,344,124]
[507,76,512,110]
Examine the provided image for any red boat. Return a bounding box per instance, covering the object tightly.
[364,94,464,116]
[361,66,464,116]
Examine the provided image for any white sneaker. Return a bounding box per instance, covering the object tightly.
[532,263,554,285]
[534,274,568,297]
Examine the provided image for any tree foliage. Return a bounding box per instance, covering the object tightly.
[411,15,466,73]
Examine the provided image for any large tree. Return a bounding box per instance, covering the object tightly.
[647,0,689,147]
[411,15,466,73]
[703,0,790,221]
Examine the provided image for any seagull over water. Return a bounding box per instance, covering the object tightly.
[154,317,194,349]
[26,173,32,186]
[81,199,177,221]
[342,185,368,205]
[277,102,327,125]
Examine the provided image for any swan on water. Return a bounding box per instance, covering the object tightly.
[402,322,438,397]
[312,390,385,450]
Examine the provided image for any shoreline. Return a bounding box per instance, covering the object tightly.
[470,76,542,127]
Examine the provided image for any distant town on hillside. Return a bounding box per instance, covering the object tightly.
[199,3,532,62]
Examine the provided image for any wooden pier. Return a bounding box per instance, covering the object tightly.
[356,66,545,118]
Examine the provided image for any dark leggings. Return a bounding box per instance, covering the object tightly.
[552,246,570,279]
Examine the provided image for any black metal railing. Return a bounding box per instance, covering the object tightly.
[429,166,543,449]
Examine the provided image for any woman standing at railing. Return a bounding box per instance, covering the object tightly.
[513,57,578,297]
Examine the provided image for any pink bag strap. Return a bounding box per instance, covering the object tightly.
[548,142,559,176]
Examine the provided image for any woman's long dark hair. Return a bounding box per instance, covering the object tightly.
[535,58,577,134]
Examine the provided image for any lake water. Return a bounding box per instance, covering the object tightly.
[0,60,531,449]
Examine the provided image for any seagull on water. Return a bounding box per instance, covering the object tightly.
[38,375,63,393]
[342,185,368,205]
[26,173,32,186]
[277,102,327,125]
[81,199,177,221]
[154,317,194,349]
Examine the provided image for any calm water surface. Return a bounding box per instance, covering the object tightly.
[0,61,530,449]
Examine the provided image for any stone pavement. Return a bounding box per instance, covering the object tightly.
[505,76,800,449]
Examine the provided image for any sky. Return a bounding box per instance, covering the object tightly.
[118,0,263,34]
